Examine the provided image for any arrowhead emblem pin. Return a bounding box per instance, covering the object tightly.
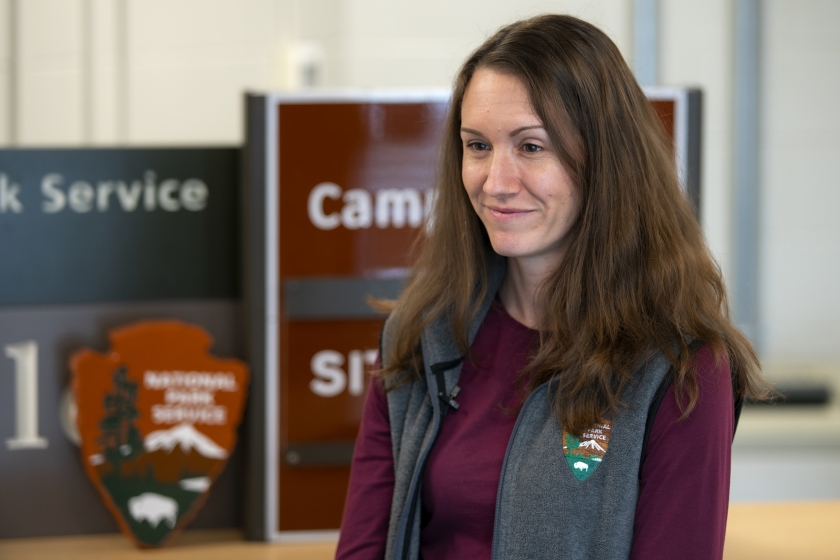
[562,421,612,481]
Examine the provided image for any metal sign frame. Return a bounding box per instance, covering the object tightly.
[644,86,703,213]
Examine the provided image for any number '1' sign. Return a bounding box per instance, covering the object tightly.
[5,341,48,450]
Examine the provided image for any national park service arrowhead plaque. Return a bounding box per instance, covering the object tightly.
[71,320,248,548]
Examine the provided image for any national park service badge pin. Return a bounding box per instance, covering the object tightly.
[71,320,248,548]
[562,421,612,481]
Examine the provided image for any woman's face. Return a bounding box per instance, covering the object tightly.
[460,68,580,270]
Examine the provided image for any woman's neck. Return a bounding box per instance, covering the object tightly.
[499,256,557,329]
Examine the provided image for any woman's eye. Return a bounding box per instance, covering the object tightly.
[522,143,543,153]
[467,141,489,152]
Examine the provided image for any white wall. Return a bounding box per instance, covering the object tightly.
[660,0,734,288]
[759,0,840,365]
[0,0,12,144]
[16,0,87,145]
[125,0,282,144]
[336,0,632,89]
[0,0,633,145]
[0,0,285,145]
[1,0,839,369]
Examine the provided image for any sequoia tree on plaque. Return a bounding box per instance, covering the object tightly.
[71,320,248,548]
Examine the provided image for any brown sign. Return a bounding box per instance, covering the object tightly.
[275,99,447,532]
[278,101,446,276]
[245,88,700,539]
[71,320,248,547]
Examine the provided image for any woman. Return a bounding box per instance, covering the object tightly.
[337,14,766,560]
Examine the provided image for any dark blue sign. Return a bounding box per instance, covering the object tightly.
[0,148,239,305]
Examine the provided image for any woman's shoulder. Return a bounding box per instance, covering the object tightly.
[691,342,732,400]
[652,342,734,435]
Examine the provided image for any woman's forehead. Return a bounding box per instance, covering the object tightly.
[461,69,542,129]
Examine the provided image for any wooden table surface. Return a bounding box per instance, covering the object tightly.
[1,501,838,559]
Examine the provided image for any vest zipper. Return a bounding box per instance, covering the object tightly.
[399,482,421,559]
[397,358,463,560]
[490,382,548,560]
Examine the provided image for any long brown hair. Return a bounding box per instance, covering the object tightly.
[381,14,767,435]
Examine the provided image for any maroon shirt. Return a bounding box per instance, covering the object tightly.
[337,301,733,559]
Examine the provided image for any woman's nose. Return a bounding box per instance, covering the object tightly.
[482,151,519,198]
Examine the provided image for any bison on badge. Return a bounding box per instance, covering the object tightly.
[128,493,178,528]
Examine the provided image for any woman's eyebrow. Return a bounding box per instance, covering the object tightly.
[509,125,545,137]
[460,125,545,137]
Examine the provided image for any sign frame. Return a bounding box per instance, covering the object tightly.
[644,86,703,213]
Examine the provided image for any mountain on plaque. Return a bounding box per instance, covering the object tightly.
[71,320,248,548]
[145,423,229,458]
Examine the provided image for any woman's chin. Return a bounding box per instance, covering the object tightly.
[488,241,520,259]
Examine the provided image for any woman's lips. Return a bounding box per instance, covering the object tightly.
[486,206,534,220]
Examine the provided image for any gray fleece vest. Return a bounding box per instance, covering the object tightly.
[381,259,674,560]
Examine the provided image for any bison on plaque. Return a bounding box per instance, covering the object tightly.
[71,320,248,548]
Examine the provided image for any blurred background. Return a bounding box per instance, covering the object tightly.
[0,0,837,503]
